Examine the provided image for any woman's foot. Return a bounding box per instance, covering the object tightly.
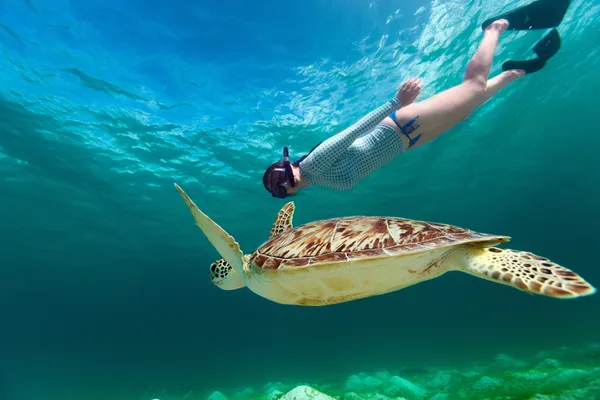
[396,77,423,106]
[486,19,509,34]
[505,69,526,78]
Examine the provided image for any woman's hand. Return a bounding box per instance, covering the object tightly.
[395,77,423,106]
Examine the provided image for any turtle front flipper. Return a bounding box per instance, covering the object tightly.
[450,246,597,299]
[270,201,295,238]
[174,183,246,278]
[209,202,295,289]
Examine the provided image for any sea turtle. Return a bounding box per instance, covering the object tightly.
[174,184,596,306]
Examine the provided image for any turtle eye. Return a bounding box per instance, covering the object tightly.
[210,263,217,273]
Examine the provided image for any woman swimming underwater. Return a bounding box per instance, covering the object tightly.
[262,0,571,199]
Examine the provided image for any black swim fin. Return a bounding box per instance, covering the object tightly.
[481,0,572,31]
[502,28,561,74]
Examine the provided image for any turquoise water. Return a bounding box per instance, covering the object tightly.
[1,0,599,399]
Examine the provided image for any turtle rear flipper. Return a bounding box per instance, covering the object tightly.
[450,246,597,298]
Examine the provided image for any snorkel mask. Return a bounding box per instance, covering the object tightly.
[263,147,296,198]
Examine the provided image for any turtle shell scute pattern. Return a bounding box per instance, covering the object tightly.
[249,217,506,270]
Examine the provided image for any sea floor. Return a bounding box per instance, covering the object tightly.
[157,342,600,400]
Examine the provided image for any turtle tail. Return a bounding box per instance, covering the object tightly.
[449,246,597,299]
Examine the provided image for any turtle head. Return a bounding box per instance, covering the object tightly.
[210,259,246,290]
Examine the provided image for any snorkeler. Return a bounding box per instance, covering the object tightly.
[263,0,571,199]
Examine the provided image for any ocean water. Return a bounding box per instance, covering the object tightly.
[1,0,600,399]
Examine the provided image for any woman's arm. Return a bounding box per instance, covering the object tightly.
[299,98,401,175]
[299,78,422,176]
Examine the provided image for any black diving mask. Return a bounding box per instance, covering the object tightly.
[267,147,296,199]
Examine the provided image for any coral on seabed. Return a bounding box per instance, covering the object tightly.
[152,343,600,400]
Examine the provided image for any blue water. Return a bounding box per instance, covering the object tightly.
[1,0,599,399]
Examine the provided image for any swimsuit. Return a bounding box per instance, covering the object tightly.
[299,98,418,191]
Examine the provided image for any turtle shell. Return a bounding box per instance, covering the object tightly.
[248,216,508,270]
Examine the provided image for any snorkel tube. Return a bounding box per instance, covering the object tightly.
[281,146,295,189]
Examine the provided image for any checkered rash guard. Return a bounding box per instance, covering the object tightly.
[298,98,404,191]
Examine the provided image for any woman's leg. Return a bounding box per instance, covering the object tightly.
[383,19,522,151]
[462,21,509,89]
[480,69,525,104]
